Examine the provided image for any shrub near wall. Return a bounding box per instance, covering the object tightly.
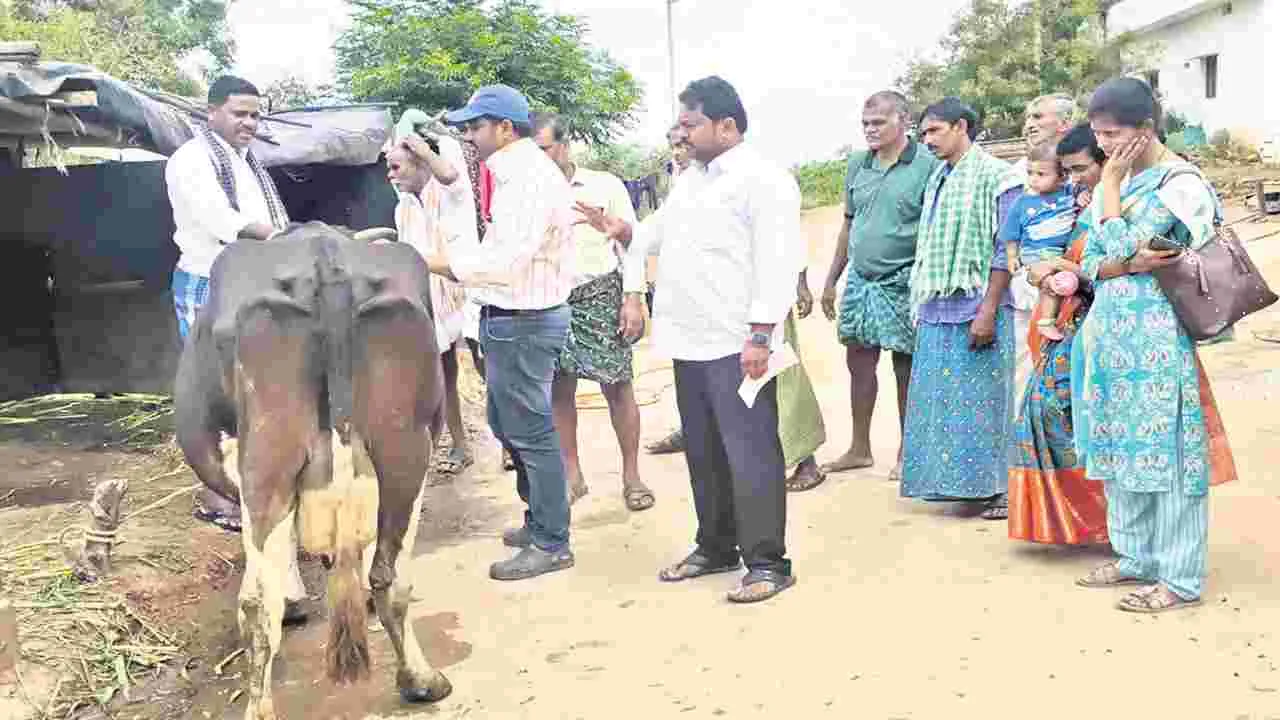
[794,158,846,210]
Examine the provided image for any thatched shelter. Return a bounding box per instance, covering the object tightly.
[0,43,399,400]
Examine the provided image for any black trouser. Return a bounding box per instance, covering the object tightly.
[673,354,790,575]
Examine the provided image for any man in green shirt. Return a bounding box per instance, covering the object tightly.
[820,91,939,481]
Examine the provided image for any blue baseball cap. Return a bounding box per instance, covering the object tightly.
[444,85,531,126]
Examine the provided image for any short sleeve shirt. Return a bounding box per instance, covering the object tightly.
[997,186,1077,256]
[843,140,940,281]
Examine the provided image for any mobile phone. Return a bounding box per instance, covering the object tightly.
[1147,237,1183,252]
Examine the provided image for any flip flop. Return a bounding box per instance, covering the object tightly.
[785,466,827,492]
[727,569,796,604]
[658,551,741,583]
[193,506,242,533]
[645,430,686,455]
[624,486,655,512]
[980,495,1009,521]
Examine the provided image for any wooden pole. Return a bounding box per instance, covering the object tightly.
[74,478,128,581]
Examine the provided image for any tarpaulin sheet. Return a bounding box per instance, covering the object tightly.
[0,60,193,155]
[1,61,394,166]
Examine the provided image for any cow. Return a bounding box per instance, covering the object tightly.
[173,222,452,719]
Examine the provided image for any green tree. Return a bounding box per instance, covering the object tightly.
[1,0,233,93]
[262,75,336,113]
[335,0,643,145]
[577,141,668,181]
[897,0,1153,139]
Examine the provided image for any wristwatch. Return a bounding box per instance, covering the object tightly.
[749,331,771,347]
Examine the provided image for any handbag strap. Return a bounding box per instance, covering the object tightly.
[1156,166,1224,227]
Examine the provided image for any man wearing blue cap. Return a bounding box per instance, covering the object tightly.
[424,85,578,581]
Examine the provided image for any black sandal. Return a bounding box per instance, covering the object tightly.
[980,494,1009,521]
[727,569,796,604]
[645,430,686,455]
[658,551,741,583]
[193,506,242,533]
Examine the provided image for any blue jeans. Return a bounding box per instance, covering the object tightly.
[481,306,572,552]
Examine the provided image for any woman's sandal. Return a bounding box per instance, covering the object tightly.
[726,569,796,604]
[1076,561,1146,588]
[980,495,1009,520]
[658,551,741,583]
[1116,585,1203,614]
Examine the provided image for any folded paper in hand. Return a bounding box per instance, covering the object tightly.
[738,342,798,408]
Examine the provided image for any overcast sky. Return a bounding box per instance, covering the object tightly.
[228,0,972,165]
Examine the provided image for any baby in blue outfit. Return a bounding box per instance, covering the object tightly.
[999,142,1079,341]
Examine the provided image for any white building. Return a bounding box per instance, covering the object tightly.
[1107,0,1279,146]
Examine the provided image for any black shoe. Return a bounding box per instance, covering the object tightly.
[502,526,532,548]
[490,546,574,581]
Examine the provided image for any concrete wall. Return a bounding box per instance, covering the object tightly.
[1110,0,1278,145]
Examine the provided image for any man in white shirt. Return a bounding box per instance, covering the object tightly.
[386,124,479,475]
[426,85,577,582]
[530,113,654,513]
[579,76,802,604]
[166,75,289,535]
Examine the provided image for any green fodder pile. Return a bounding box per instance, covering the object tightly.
[1,393,184,717]
[0,393,175,450]
[0,537,182,717]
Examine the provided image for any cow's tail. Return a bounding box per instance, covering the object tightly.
[315,234,370,684]
[325,544,371,683]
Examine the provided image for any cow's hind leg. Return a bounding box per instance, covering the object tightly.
[237,487,300,720]
[368,447,452,703]
[357,304,451,704]
[232,308,317,719]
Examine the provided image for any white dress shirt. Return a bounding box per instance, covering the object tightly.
[449,138,576,310]
[626,142,803,362]
[568,166,641,290]
[165,133,275,276]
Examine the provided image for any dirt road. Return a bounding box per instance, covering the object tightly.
[7,205,1280,720]
[320,205,1280,720]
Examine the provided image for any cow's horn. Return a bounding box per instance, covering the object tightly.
[353,227,398,243]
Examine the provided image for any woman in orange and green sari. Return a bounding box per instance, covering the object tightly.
[1008,124,1110,545]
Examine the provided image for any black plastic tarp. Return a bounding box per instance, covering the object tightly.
[0,61,394,165]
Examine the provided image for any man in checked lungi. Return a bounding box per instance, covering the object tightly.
[819,91,938,483]
[531,112,657,512]
[165,75,310,623]
[165,75,290,533]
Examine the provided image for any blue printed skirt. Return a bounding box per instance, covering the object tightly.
[901,308,1015,500]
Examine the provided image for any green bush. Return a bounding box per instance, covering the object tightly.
[793,158,846,210]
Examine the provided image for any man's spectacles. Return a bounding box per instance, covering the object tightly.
[461,118,494,133]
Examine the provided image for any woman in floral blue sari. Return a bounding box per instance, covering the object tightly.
[1072,78,1236,614]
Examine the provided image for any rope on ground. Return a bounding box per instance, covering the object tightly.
[573,363,675,410]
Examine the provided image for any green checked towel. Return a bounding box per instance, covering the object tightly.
[910,144,1015,314]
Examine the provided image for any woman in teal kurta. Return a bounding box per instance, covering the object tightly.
[1073,77,1226,614]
